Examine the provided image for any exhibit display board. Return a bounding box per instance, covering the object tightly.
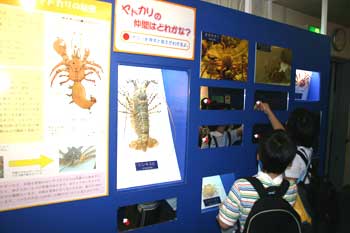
[117,65,187,189]
[0,0,111,211]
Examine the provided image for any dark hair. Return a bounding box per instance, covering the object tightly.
[286,108,318,147]
[258,129,296,174]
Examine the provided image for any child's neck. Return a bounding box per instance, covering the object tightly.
[267,172,279,179]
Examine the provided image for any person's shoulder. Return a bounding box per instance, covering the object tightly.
[233,178,254,188]
[285,179,297,194]
[297,146,313,154]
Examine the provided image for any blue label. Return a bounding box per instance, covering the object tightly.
[202,31,221,43]
[257,42,271,52]
[135,161,158,171]
[203,196,221,207]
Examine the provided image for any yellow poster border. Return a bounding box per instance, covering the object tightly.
[0,0,112,212]
[0,0,111,20]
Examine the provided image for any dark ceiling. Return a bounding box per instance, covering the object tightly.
[274,0,350,27]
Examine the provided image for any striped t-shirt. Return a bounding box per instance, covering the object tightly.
[218,171,297,233]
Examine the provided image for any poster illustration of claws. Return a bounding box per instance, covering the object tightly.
[117,65,187,189]
[49,37,103,110]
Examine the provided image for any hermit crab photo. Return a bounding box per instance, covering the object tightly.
[59,146,96,172]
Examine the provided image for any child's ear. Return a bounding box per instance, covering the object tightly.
[257,153,260,160]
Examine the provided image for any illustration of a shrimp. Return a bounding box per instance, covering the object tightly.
[119,79,160,152]
[50,37,103,110]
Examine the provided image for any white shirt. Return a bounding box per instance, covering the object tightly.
[201,129,241,149]
[284,146,313,184]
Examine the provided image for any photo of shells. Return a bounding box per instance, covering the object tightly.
[255,42,292,86]
[200,31,248,81]
[0,156,3,178]
[201,175,227,210]
[59,146,96,172]
[202,183,218,198]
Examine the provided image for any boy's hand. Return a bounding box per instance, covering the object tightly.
[254,101,285,130]
[254,101,271,115]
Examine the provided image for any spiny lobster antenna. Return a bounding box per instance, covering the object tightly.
[144,80,157,88]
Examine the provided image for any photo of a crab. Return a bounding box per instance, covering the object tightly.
[59,146,96,172]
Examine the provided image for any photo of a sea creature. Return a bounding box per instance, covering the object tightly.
[200,31,248,82]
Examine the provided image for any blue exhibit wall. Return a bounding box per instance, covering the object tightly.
[0,0,330,233]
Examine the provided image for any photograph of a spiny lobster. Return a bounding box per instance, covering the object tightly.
[118,79,161,152]
[49,37,103,110]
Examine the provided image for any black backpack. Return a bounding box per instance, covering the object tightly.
[242,177,302,233]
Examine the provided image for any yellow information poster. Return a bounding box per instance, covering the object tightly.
[0,0,111,211]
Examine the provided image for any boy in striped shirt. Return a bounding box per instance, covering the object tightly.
[217,130,298,232]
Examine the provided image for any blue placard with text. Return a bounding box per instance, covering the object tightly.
[203,196,221,207]
[135,161,158,171]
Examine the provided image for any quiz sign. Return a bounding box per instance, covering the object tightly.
[114,0,196,60]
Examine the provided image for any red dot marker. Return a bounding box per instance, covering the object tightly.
[123,218,130,226]
[123,33,129,41]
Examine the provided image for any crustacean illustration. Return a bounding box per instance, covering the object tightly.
[50,37,103,110]
[59,146,96,168]
[119,79,160,152]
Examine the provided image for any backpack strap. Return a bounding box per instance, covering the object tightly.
[212,136,219,147]
[296,148,312,183]
[245,177,268,198]
[296,149,308,166]
[245,177,289,198]
[226,130,232,146]
[211,135,218,148]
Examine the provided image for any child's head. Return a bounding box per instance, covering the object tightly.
[286,108,318,147]
[216,125,227,133]
[258,129,296,174]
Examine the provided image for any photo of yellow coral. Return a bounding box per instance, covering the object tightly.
[200,32,248,81]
